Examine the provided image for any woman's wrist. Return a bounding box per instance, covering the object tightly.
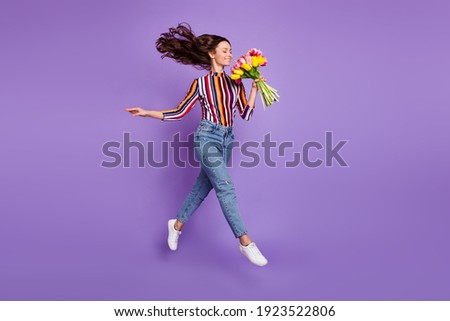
[150,110,164,119]
[146,110,161,118]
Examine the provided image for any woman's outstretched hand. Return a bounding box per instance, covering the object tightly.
[125,107,164,120]
[125,107,148,117]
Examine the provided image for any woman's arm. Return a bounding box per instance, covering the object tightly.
[247,76,266,109]
[125,79,199,121]
[246,82,259,110]
[124,107,163,119]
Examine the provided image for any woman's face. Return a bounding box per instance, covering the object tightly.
[210,41,233,67]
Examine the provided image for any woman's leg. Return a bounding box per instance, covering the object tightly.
[195,138,248,239]
[222,134,253,246]
[175,167,213,229]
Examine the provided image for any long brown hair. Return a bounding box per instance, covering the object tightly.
[155,22,230,70]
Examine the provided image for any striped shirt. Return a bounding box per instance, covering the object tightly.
[160,70,254,127]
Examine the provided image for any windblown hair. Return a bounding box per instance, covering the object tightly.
[155,22,230,70]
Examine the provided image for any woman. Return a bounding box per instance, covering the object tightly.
[125,22,268,266]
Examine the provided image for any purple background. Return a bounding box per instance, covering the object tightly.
[1,0,449,300]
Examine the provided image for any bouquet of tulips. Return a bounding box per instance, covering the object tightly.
[230,48,280,110]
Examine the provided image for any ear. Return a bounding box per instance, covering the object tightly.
[208,50,215,59]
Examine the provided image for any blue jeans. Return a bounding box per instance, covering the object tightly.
[176,119,248,238]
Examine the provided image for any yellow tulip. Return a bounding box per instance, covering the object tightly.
[251,56,259,67]
[258,56,266,65]
[241,63,251,71]
[230,74,241,80]
[233,69,244,75]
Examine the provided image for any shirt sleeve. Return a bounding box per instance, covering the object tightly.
[160,79,199,121]
[235,81,254,121]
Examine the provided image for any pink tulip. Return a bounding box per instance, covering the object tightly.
[249,48,262,56]
[245,53,252,64]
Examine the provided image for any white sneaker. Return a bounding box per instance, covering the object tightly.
[167,219,181,251]
[239,242,268,266]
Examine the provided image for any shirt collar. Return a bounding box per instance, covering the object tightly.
[209,70,226,77]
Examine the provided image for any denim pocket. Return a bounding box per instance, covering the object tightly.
[199,124,215,133]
